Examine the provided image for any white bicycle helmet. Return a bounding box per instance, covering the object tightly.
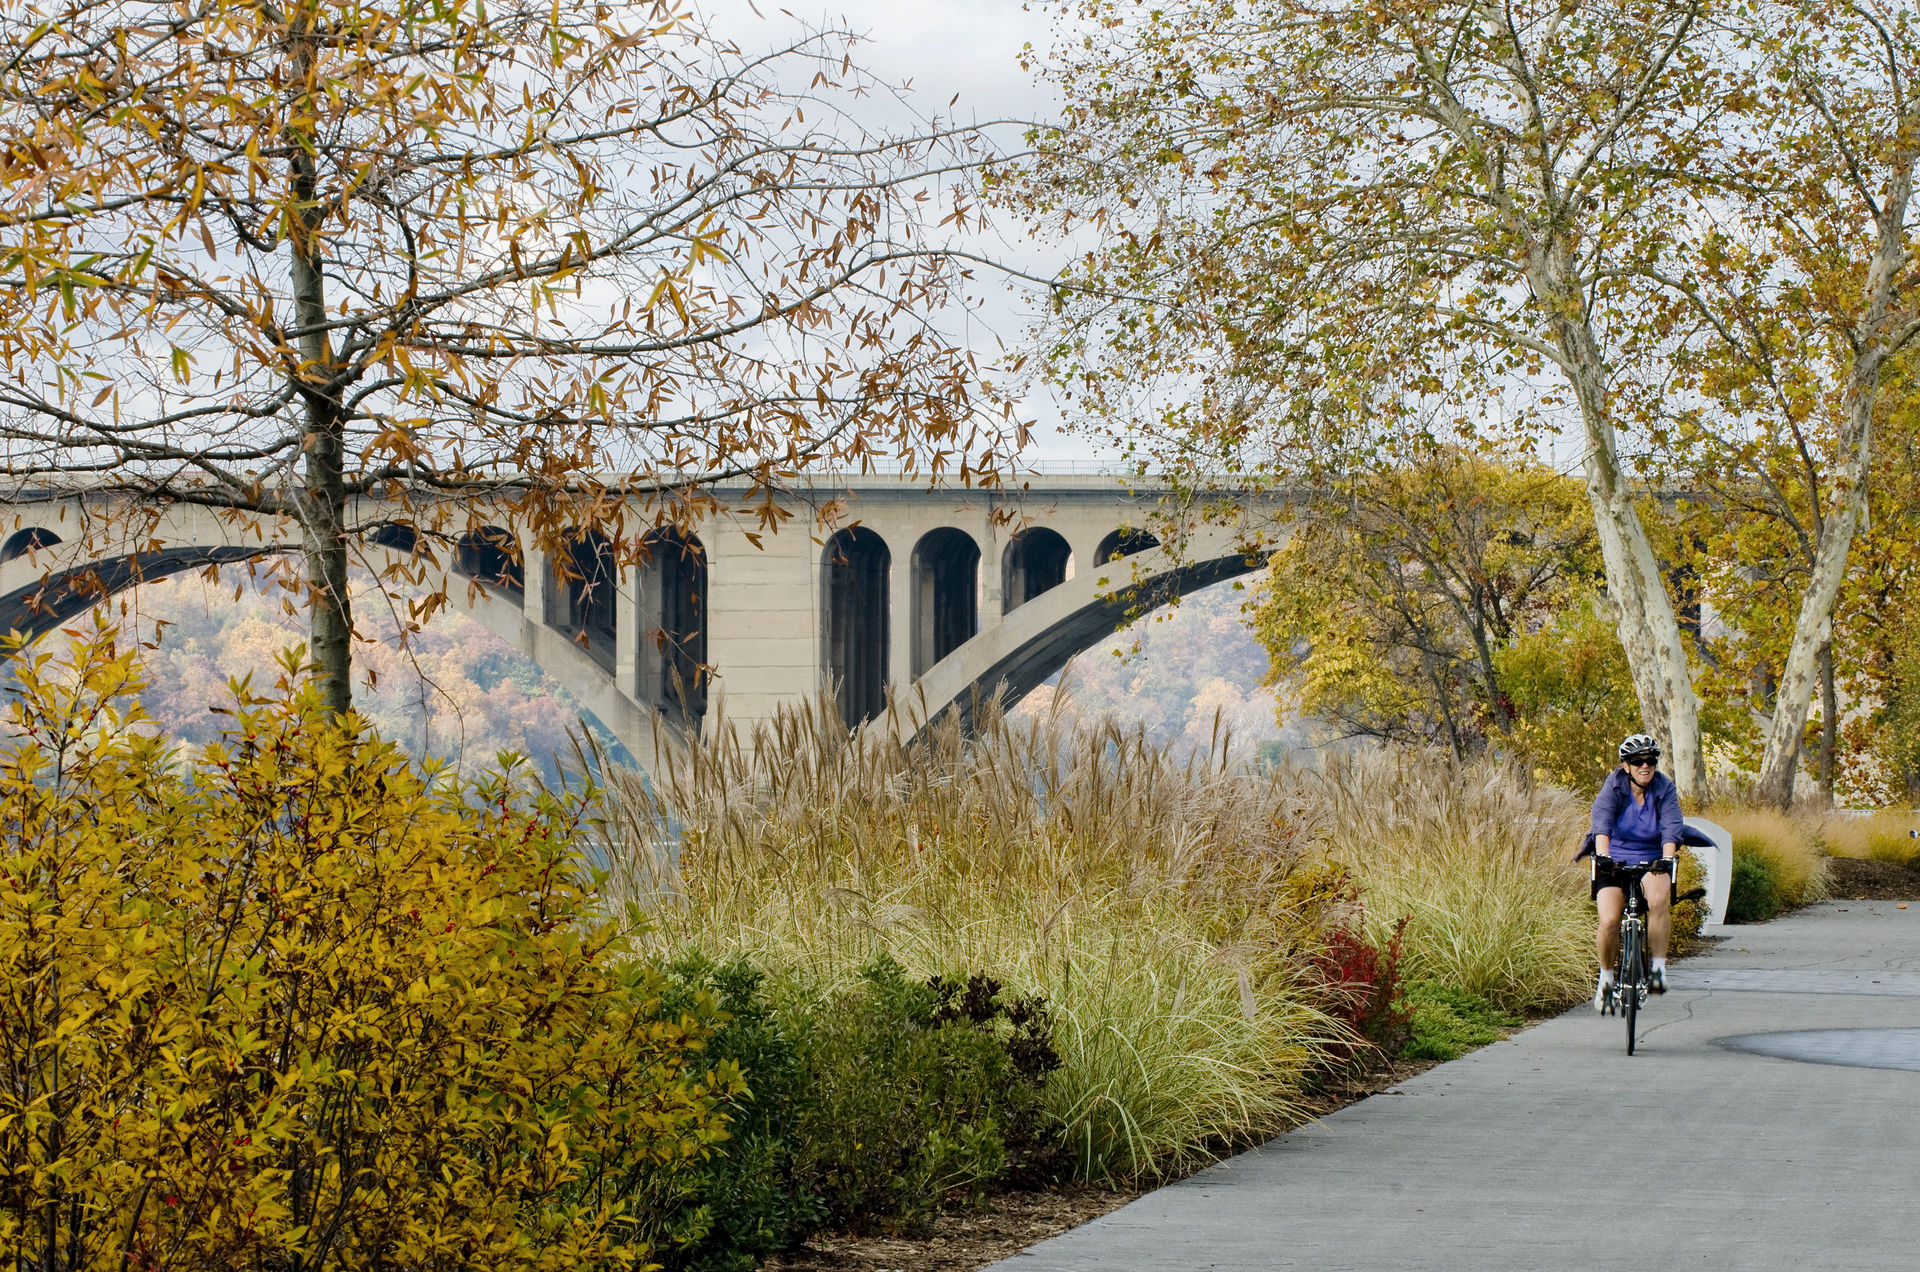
[1617,733,1661,762]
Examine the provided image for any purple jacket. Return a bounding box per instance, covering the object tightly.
[1589,767,1684,850]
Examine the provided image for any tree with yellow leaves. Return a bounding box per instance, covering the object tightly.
[1650,1,1920,804]
[1252,450,1601,760]
[0,630,739,1271]
[0,1,1015,713]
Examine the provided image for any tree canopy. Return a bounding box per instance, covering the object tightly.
[1253,450,1604,763]
[0,0,1016,710]
[1009,0,1920,803]
[1011,0,1725,793]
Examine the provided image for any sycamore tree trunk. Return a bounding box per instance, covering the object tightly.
[1749,80,1920,808]
[1818,640,1838,803]
[1415,22,1710,800]
[1579,425,1708,800]
[288,10,353,718]
[1538,256,1708,800]
[1753,356,1876,806]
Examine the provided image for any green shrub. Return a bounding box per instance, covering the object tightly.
[1727,853,1783,923]
[792,956,1063,1235]
[1710,807,1830,907]
[927,972,1069,1187]
[1398,982,1523,1063]
[644,959,823,1272]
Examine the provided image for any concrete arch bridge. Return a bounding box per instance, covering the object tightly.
[0,475,1280,759]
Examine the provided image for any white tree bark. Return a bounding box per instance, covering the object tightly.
[1544,270,1708,799]
[1752,60,1920,807]
[1411,12,1712,800]
[1753,354,1879,806]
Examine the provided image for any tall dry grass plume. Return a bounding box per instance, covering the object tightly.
[1706,807,1832,905]
[587,690,1591,1179]
[1814,810,1920,866]
[1281,750,1593,1010]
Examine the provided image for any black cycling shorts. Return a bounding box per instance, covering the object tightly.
[1591,857,1674,902]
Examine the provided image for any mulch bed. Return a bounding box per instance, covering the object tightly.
[758,1055,1454,1272]
[1827,856,1920,901]
[760,1187,1139,1272]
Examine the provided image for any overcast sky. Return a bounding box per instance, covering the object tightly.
[715,1,1062,122]
[704,1,1103,467]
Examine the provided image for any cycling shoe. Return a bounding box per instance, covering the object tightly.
[1649,967,1667,995]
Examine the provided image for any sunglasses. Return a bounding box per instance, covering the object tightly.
[1624,756,1658,768]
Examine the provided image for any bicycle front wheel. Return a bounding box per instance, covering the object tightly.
[1622,922,1641,1055]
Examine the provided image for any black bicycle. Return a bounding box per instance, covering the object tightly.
[1593,858,1697,1055]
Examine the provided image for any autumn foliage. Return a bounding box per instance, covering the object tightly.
[0,634,738,1272]
[0,0,1011,712]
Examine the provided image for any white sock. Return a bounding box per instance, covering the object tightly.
[1652,957,1667,972]
[1599,969,1615,985]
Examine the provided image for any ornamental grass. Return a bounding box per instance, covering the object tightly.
[1814,809,1920,866]
[594,693,1596,1182]
[1705,806,1832,911]
[597,693,1346,1182]
[1280,749,1594,1012]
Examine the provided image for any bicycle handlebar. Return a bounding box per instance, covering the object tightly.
[1592,856,1675,877]
[1590,857,1705,904]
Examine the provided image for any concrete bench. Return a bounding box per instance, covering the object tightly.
[1683,816,1734,927]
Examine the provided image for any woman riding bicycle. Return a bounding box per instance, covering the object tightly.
[1590,733,1684,1009]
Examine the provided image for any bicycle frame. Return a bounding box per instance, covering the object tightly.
[1595,859,1669,1055]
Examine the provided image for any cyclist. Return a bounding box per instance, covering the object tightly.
[1590,733,1683,1009]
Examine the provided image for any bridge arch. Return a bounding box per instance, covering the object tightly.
[637,527,707,726]
[0,536,675,770]
[823,526,891,727]
[367,522,418,553]
[1,527,62,562]
[548,528,617,668]
[1095,526,1159,564]
[1002,526,1072,613]
[911,527,979,677]
[895,542,1269,742]
[455,525,524,598]
[0,545,287,643]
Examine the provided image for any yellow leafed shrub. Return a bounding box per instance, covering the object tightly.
[0,634,738,1272]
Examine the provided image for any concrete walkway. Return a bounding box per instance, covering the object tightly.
[990,901,1920,1272]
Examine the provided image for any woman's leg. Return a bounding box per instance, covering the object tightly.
[1643,870,1673,960]
[1596,886,1625,970]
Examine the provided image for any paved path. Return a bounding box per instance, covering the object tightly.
[990,901,1920,1272]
